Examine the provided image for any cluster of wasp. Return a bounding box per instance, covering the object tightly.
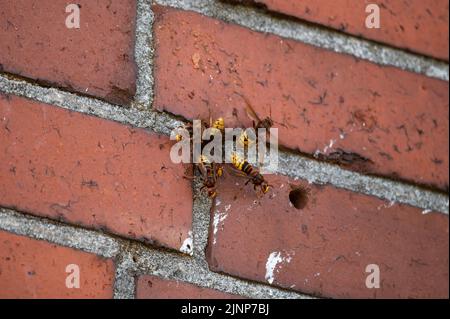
[175,97,274,199]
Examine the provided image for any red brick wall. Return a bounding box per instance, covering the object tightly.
[239,0,449,61]
[153,5,449,190]
[0,230,115,299]
[0,0,448,299]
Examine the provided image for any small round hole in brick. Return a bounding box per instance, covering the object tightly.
[289,187,309,210]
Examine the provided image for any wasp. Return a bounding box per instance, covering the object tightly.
[229,152,271,194]
[197,155,223,198]
[175,115,225,198]
[175,122,192,142]
[199,117,224,197]
[238,128,257,148]
[175,126,188,142]
[236,94,274,147]
[211,117,225,132]
[175,116,224,143]
[244,97,273,131]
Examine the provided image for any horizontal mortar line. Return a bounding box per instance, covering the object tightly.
[125,245,315,299]
[0,207,120,258]
[154,0,449,82]
[0,74,183,136]
[0,207,312,299]
[1,74,448,214]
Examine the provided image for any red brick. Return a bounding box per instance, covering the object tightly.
[0,94,193,251]
[241,0,449,60]
[206,174,449,298]
[0,230,114,298]
[136,275,242,299]
[153,6,449,191]
[0,0,137,105]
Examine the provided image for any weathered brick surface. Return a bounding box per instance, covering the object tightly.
[153,6,449,191]
[0,94,193,252]
[0,0,137,105]
[0,230,114,298]
[236,0,449,61]
[136,275,242,299]
[206,174,449,298]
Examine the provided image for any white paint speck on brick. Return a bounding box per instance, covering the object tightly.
[377,200,396,210]
[180,231,193,255]
[265,251,293,285]
[212,204,228,245]
[323,139,336,154]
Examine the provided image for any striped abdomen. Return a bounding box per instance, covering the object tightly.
[231,153,263,180]
[198,155,215,186]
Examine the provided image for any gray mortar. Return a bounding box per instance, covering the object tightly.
[0,207,312,299]
[191,175,214,263]
[133,0,155,110]
[0,0,448,300]
[1,74,448,215]
[0,75,182,136]
[0,208,120,258]
[113,250,138,299]
[123,240,314,299]
[278,153,449,215]
[154,0,449,81]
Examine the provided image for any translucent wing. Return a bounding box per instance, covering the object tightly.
[238,94,262,124]
[196,161,208,177]
[224,164,248,178]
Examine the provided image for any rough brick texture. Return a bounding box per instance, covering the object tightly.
[153,5,449,191]
[0,230,114,298]
[207,174,449,298]
[236,0,449,61]
[136,275,242,299]
[0,0,137,105]
[0,94,193,252]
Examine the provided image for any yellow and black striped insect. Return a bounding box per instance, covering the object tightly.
[238,129,257,148]
[230,152,271,195]
[175,121,194,142]
[203,116,225,149]
[176,117,225,143]
[175,116,225,198]
[211,117,225,132]
[199,117,224,198]
[197,155,223,198]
